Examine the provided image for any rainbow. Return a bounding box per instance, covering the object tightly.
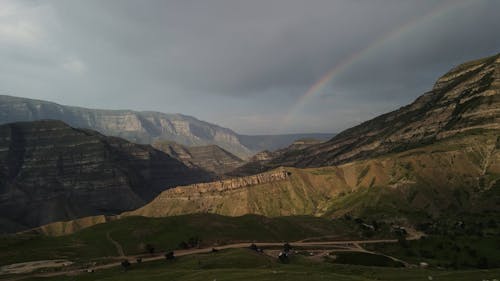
[283,0,470,124]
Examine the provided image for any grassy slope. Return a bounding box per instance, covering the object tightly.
[20,248,500,281]
[0,214,361,266]
[365,213,500,269]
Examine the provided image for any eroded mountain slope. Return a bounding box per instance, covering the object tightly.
[263,53,500,168]
[0,120,210,232]
[128,131,500,219]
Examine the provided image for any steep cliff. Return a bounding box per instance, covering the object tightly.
[265,53,500,168]
[152,141,244,175]
[0,97,253,158]
[0,120,210,233]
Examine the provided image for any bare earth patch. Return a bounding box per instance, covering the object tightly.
[0,259,73,275]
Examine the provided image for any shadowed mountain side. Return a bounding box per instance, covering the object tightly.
[0,120,211,233]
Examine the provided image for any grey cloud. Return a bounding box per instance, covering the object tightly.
[0,0,498,134]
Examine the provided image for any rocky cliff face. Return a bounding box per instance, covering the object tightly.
[266,53,500,168]
[125,168,291,217]
[0,120,210,233]
[152,141,244,175]
[0,96,253,158]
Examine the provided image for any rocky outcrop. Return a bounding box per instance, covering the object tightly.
[170,168,289,193]
[0,120,211,233]
[152,141,244,175]
[265,53,500,168]
[126,168,291,217]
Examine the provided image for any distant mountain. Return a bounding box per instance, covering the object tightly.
[263,53,500,169]
[0,120,211,233]
[152,140,245,175]
[228,138,326,176]
[0,95,334,159]
[237,133,334,152]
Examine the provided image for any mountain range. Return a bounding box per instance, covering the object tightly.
[0,95,334,159]
[1,53,499,236]
[26,53,500,237]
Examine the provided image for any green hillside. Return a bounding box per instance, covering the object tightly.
[0,214,362,266]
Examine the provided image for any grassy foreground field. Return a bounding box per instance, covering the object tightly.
[0,214,366,266]
[18,248,500,281]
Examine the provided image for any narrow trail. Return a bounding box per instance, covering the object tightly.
[480,144,496,178]
[106,232,125,257]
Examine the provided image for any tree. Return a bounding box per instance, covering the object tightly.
[283,243,292,253]
[165,251,175,260]
[188,236,201,248]
[278,252,289,263]
[249,243,258,251]
[178,241,189,249]
[145,244,155,255]
[397,235,409,248]
[477,257,489,269]
[121,260,131,271]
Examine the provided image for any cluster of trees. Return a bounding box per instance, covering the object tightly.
[120,251,176,271]
[278,243,292,263]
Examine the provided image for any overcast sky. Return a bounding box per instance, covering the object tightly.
[0,0,499,134]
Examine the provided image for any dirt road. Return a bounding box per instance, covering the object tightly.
[2,235,416,281]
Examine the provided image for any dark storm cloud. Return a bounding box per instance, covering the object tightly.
[0,0,498,134]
